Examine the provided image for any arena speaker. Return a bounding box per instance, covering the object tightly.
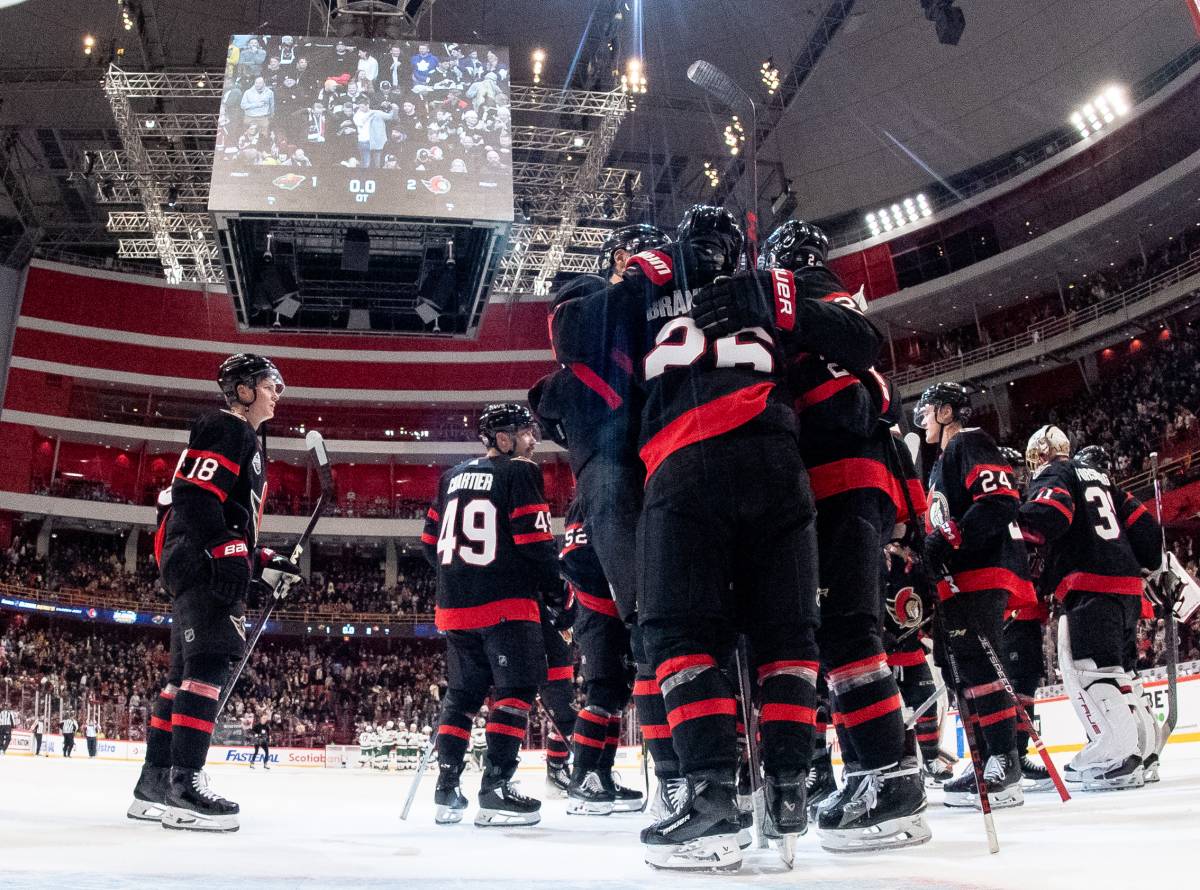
[341,228,371,273]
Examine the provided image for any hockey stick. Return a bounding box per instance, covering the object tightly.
[904,680,947,730]
[733,637,769,851]
[637,737,651,814]
[401,737,438,821]
[935,612,1000,854]
[217,431,335,717]
[1149,452,1179,744]
[976,633,1070,802]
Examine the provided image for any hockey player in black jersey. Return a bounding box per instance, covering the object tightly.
[559,498,643,815]
[422,404,560,827]
[555,204,883,870]
[539,594,579,799]
[913,382,1035,810]
[1019,427,1161,790]
[754,221,931,852]
[127,354,301,832]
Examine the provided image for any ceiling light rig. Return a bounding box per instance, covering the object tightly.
[703,161,720,188]
[119,0,134,31]
[760,58,780,96]
[865,193,931,236]
[620,57,647,99]
[531,48,545,84]
[723,115,745,156]
[1070,85,1130,140]
[82,34,96,56]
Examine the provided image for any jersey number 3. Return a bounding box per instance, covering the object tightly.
[437,498,498,566]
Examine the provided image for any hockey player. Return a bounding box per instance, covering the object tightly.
[913,382,1035,810]
[997,445,1054,792]
[126,354,301,832]
[539,595,579,797]
[556,204,883,870]
[378,721,397,771]
[1019,427,1158,790]
[599,223,670,284]
[560,498,642,815]
[754,221,930,852]
[358,723,376,769]
[422,403,560,827]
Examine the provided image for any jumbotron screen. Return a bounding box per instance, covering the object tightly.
[208,35,514,222]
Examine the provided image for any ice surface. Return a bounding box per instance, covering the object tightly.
[2,746,1198,889]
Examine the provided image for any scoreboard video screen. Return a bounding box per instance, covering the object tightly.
[208,35,513,222]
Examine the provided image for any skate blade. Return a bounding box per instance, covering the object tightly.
[160,807,239,832]
[566,798,615,816]
[434,805,465,824]
[773,833,798,869]
[818,812,932,853]
[644,834,742,873]
[474,808,541,827]
[1022,777,1056,793]
[126,800,166,822]
[611,798,645,813]
[1143,767,1160,784]
[1080,773,1145,792]
[943,787,1023,809]
[543,781,569,800]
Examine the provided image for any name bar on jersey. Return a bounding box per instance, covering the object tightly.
[448,471,495,494]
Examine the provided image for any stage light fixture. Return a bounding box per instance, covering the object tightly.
[1071,85,1129,140]
[531,48,545,84]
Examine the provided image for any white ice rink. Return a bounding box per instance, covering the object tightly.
[2,745,1199,889]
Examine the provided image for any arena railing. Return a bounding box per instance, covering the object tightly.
[0,582,436,627]
[889,250,1200,393]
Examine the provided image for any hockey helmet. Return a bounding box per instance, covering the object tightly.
[1025,424,1071,476]
[385,720,395,730]
[912,381,971,430]
[599,223,669,275]
[422,725,432,734]
[1074,444,1112,474]
[218,353,284,405]
[676,204,743,278]
[999,446,1029,491]
[758,219,830,271]
[478,402,536,450]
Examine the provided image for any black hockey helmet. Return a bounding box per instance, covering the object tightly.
[599,224,669,275]
[998,446,1023,468]
[218,353,285,405]
[1074,444,1112,474]
[913,381,971,429]
[676,204,743,278]
[757,220,830,271]
[478,402,535,449]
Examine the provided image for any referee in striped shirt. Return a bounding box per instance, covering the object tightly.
[0,707,16,754]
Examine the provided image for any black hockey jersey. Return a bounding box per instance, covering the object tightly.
[1019,458,1149,603]
[421,453,560,631]
[926,427,1035,607]
[158,409,267,563]
[559,498,618,618]
[553,246,882,481]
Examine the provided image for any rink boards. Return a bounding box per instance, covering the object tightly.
[8,661,1198,768]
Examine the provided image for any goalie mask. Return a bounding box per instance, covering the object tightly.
[1025,424,1070,477]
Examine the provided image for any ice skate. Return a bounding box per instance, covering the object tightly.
[126,764,170,822]
[567,769,615,815]
[649,775,687,820]
[1142,753,1160,784]
[1065,753,1145,792]
[476,768,541,827]
[806,748,837,814]
[1020,754,1055,792]
[763,771,807,869]
[544,761,570,799]
[818,758,931,853]
[942,751,1024,809]
[160,768,240,832]
[641,772,742,873]
[598,768,644,812]
[434,764,468,825]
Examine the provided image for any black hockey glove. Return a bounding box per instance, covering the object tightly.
[256,546,305,600]
[543,583,578,631]
[206,538,252,604]
[922,520,961,580]
[691,271,775,339]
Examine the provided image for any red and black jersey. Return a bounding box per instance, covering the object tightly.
[421,453,560,631]
[926,427,1035,607]
[1019,458,1149,604]
[159,409,267,563]
[553,245,883,482]
[559,498,619,619]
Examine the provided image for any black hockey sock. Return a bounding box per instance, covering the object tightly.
[657,652,737,775]
[170,659,227,771]
[633,670,679,778]
[435,691,477,768]
[756,657,819,777]
[599,715,621,771]
[145,683,177,769]
[894,653,941,760]
[571,705,610,775]
[485,688,535,776]
[829,653,905,769]
[539,678,577,768]
[546,727,570,768]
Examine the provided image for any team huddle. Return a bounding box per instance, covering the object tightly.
[116,207,1186,872]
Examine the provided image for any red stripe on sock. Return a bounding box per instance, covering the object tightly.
[439,724,471,741]
[640,724,672,739]
[171,713,215,733]
[486,722,527,739]
[149,716,173,733]
[633,678,661,695]
[759,704,816,725]
[666,698,737,728]
[656,654,716,682]
[575,734,606,749]
[832,693,903,729]
[493,698,532,712]
[578,708,608,726]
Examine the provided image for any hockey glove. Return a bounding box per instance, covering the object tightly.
[257,546,304,599]
[691,271,775,339]
[922,520,962,579]
[542,583,578,631]
[206,538,252,604]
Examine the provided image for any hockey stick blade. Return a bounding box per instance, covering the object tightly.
[306,430,336,497]
[401,740,437,821]
[1149,452,1180,742]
